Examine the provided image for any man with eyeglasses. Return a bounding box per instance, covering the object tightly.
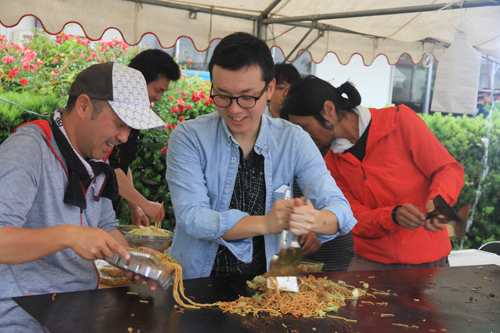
[166,32,356,279]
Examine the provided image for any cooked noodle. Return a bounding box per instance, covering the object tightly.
[217,275,367,318]
[135,247,215,309]
[129,226,172,236]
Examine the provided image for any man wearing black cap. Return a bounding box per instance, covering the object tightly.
[0,62,164,332]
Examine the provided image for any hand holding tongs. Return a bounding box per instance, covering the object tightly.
[425,194,469,240]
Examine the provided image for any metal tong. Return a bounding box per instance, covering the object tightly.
[425,194,469,240]
[267,182,312,292]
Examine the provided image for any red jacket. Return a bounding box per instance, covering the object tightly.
[324,105,464,264]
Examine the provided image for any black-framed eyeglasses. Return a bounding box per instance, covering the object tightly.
[210,83,269,109]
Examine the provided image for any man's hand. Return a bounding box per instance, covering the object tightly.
[394,203,425,230]
[299,231,322,256]
[130,206,149,227]
[265,199,294,234]
[124,271,157,291]
[289,198,317,236]
[65,226,130,261]
[142,201,165,223]
[424,199,447,232]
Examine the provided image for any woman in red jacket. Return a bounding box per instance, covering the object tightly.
[281,76,464,271]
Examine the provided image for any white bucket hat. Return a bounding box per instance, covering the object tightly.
[69,62,166,131]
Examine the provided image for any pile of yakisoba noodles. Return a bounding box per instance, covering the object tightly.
[137,247,367,316]
[217,275,367,318]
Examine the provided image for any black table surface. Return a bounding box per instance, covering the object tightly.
[14,265,500,333]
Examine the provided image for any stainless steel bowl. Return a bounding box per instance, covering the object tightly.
[122,228,174,253]
[117,225,139,235]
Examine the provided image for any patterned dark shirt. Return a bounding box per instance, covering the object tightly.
[108,128,140,210]
[211,147,267,276]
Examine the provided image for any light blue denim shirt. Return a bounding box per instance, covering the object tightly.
[166,113,356,279]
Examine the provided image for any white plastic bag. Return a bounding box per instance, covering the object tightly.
[431,27,482,115]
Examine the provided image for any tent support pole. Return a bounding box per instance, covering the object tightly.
[423,53,434,114]
[290,30,325,64]
[263,0,500,24]
[255,0,282,40]
[283,22,317,63]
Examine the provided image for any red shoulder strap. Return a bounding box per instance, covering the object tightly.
[13,119,69,177]
[13,119,52,140]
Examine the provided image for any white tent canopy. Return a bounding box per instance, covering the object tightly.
[1,0,500,65]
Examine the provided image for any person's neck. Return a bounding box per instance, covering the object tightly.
[269,105,280,118]
[232,129,260,160]
[337,112,360,144]
[60,109,84,158]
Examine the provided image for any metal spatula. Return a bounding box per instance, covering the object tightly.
[425,194,469,240]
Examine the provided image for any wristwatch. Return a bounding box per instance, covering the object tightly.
[392,205,402,225]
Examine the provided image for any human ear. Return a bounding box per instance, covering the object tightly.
[266,78,276,100]
[75,94,92,118]
[323,100,336,116]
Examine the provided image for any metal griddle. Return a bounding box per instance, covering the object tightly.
[13,265,500,333]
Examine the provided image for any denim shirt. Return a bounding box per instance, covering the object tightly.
[166,113,356,279]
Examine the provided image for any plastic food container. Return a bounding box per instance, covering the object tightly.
[122,228,174,253]
[105,248,173,290]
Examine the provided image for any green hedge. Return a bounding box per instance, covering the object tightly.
[1,93,498,249]
[422,104,500,249]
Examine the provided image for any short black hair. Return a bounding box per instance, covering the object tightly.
[208,32,274,85]
[281,75,361,129]
[128,49,180,83]
[274,63,301,85]
[65,96,108,118]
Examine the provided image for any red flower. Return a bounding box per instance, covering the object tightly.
[186,105,192,110]
[166,124,172,130]
[191,93,201,103]
[20,78,28,85]
[179,116,185,122]
[52,59,58,65]
[161,146,167,155]
[205,100,210,106]
[8,67,19,78]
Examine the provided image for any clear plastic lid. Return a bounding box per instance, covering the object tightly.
[105,248,173,290]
